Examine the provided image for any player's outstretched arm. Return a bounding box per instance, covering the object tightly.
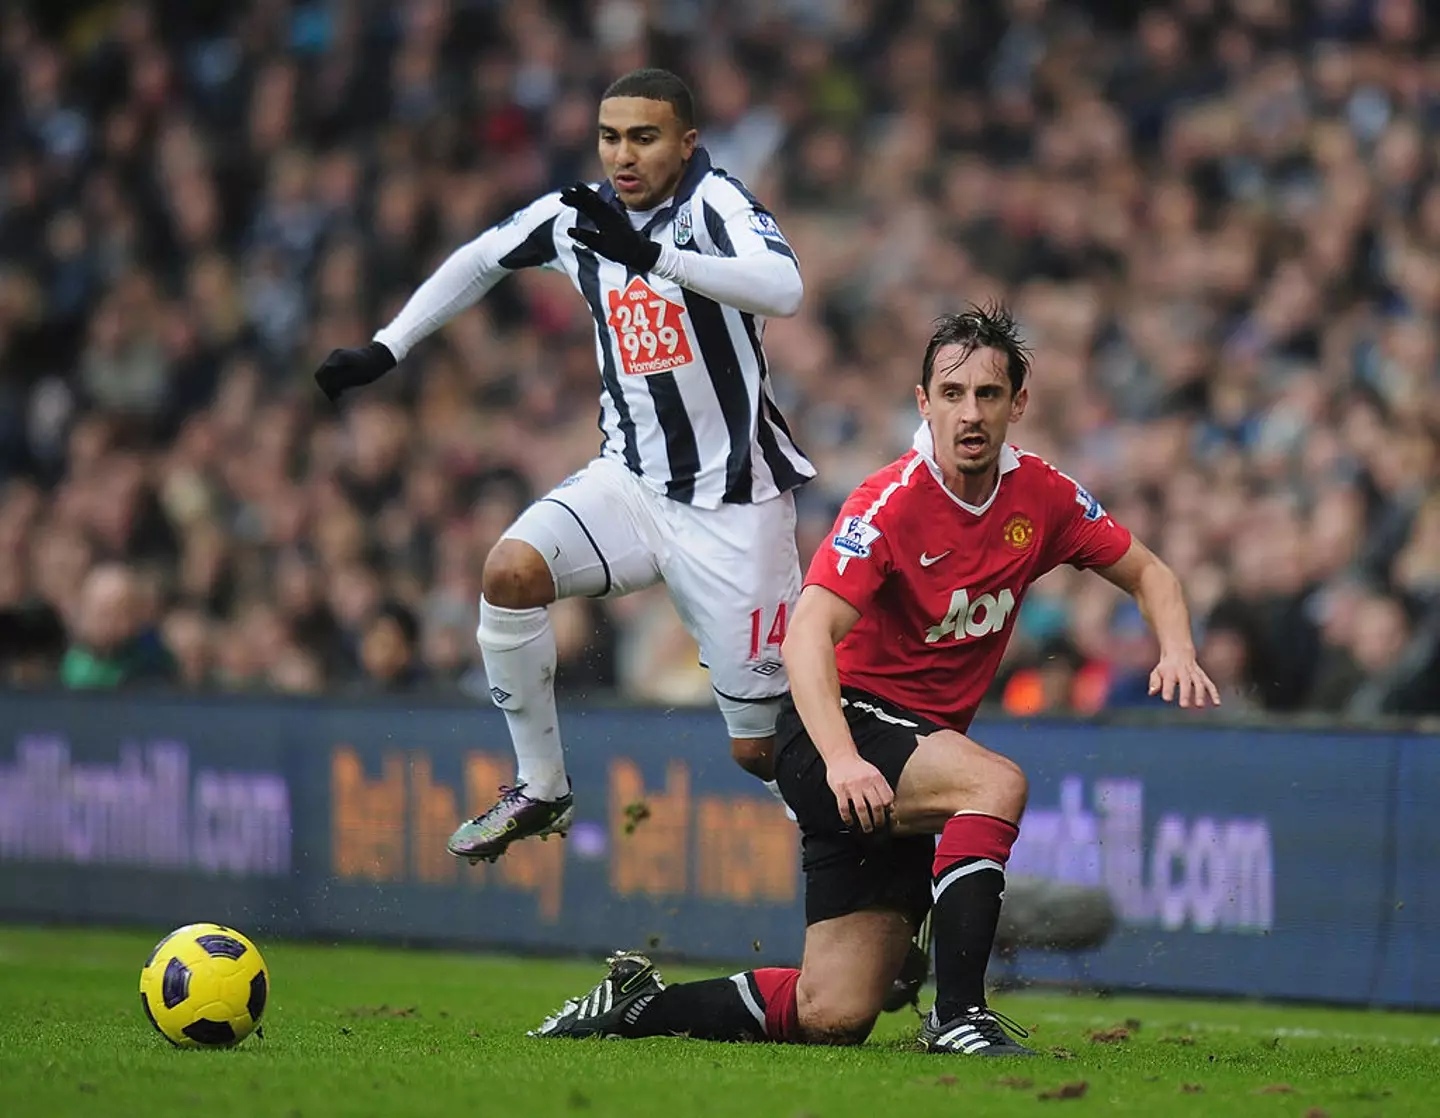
[1096,539,1221,709]
[781,585,895,831]
[315,195,565,403]
[375,194,566,362]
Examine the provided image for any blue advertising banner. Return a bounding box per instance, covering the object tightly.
[1375,740,1439,1007]
[0,695,804,962]
[0,692,1435,1008]
[985,722,1401,1004]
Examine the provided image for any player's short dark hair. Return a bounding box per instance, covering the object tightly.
[602,68,696,130]
[921,303,1032,396]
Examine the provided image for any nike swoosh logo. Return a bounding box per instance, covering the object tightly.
[919,550,952,567]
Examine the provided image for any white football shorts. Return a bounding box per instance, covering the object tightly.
[501,456,800,734]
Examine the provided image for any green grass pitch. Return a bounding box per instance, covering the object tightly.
[2,924,1437,1117]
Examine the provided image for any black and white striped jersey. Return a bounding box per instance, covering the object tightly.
[374,147,815,508]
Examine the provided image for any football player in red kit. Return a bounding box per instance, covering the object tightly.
[529,306,1219,1056]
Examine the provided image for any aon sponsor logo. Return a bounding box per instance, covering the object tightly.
[925,587,1016,643]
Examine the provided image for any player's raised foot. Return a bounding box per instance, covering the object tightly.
[446,782,574,864]
[528,952,666,1039]
[919,1006,1038,1057]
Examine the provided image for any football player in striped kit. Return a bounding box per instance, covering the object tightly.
[314,70,814,862]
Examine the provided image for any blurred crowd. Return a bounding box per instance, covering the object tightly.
[1,0,1437,721]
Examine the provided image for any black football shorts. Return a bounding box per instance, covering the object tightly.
[774,687,940,927]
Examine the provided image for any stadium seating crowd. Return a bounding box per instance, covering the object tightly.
[1,0,1436,719]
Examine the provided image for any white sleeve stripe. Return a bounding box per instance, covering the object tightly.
[834,455,925,576]
[858,455,926,525]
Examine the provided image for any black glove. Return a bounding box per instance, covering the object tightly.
[561,182,661,272]
[314,341,396,404]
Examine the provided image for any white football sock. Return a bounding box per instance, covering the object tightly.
[763,779,798,823]
[477,598,568,801]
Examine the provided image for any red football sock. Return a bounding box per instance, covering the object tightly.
[933,812,1017,878]
[751,967,800,1042]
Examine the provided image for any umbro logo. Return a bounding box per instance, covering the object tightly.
[489,686,513,705]
[750,659,782,676]
[919,550,952,567]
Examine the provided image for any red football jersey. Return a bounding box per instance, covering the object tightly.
[806,428,1133,732]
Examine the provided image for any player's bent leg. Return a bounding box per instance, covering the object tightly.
[449,541,572,862]
[450,541,570,858]
[888,729,1036,1056]
[451,473,662,864]
[660,491,799,801]
[729,734,775,781]
[773,692,938,1016]
[481,539,558,609]
[795,908,918,1045]
[888,729,1028,835]
[531,954,800,1043]
[717,692,792,815]
[530,911,912,1045]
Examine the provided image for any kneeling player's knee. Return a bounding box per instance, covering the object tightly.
[795,980,879,1046]
[482,540,555,609]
